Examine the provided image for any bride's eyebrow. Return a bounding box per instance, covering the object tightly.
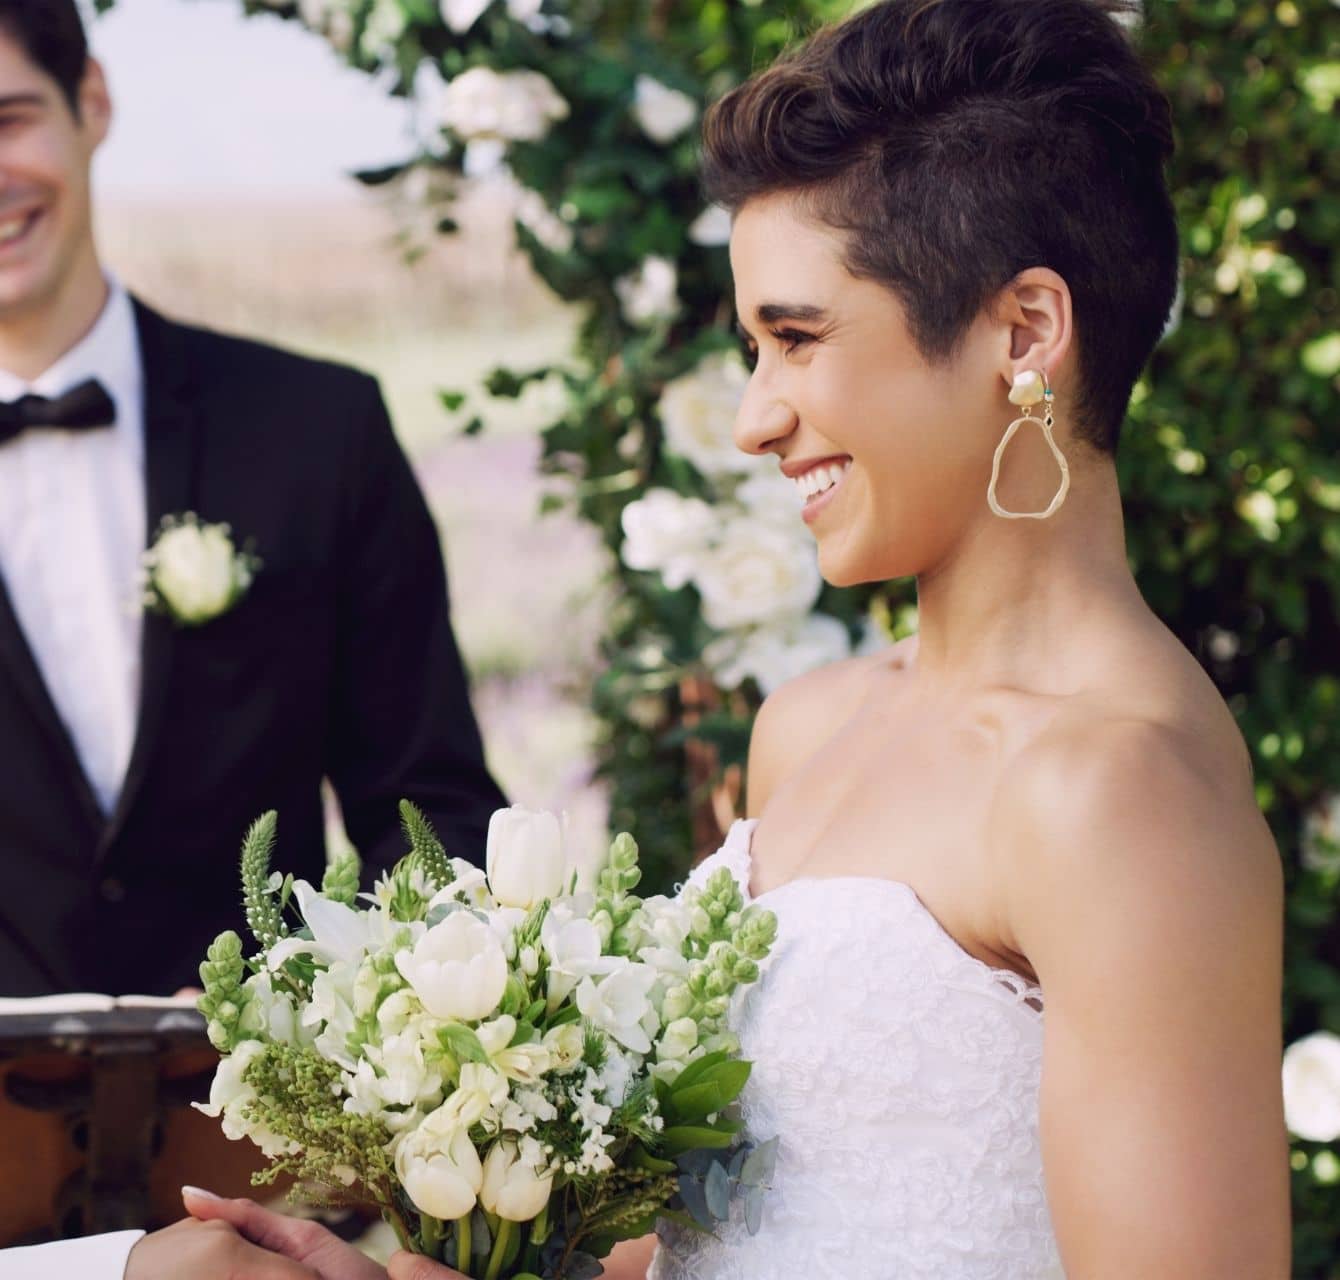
[736,302,832,340]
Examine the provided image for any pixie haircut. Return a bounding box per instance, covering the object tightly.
[701,0,1180,455]
[0,0,90,115]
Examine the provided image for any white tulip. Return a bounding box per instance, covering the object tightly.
[614,256,679,327]
[487,806,568,908]
[480,1139,553,1222]
[692,519,823,630]
[396,1114,484,1221]
[396,912,508,1022]
[656,351,753,477]
[147,520,245,623]
[631,75,698,145]
[576,963,659,1054]
[620,490,718,590]
[1283,1031,1340,1142]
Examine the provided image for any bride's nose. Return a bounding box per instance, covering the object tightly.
[734,378,798,458]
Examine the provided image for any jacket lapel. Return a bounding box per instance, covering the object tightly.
[98,301,198,858]
[0,571,103,831]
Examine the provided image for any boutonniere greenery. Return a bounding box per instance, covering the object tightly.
[141,513,260,627]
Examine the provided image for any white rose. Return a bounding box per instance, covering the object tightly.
[440,0,491,31]
[396,912,508,1022]
[735,465,805,527]
[1302,792,1340,874]
[192,1040,297,1159]
[692,520,823,631]
[396,1113,484,1221]
[657,351,753,477]
[619,490,718,590]
[615,255,679,327]
[1283,1031,1340,1142]
[542,1021,585,1069]
[148,521,244,623]
[576,963,659,1054]
[439,66,569,143]
[631,75,698,145]
[705,612,851,695]
[480,1139,553,1222]
[487,806,568,908]
[688,203,732,247]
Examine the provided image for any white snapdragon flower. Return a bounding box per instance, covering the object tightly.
[704,612,851,695]
[396,912,508,1022]
[657,1016,699,1065]
[481,1138,554,1222]
[422,858,492,913]
[692,519,823,630]
[438,66,569,143]
[396,1111,485,1221]
[657,351,753,477]
[631,75,698,145]
[619,490,717,591]
[487,806,569,907]
[236,973,299,1045]
[1283,1031,1340,1142]
[576,963,659,1054]
[306,959,361,1069]
[615,256,679,327]
[193,1040,297,1159]
[596,1045,636,1107]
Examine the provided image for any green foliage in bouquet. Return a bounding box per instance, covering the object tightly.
[194,804,780,1278]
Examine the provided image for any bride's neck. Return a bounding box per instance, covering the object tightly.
[910,458,1144,699]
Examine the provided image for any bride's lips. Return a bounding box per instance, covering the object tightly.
[781,455,853,526]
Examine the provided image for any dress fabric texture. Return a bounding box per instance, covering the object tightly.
[649,818,1066,1280]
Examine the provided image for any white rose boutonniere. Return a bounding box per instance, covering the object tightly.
[141,513,259,626]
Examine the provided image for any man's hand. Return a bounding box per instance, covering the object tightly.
[124,1216,318,1279]
[181,1187,387,1280]
[386,1251,470,1280]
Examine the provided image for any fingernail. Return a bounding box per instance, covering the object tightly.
[181,1185,222,1200]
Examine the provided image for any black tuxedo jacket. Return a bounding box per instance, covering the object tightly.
[0,300,507,996]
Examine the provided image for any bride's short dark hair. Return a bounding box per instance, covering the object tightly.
[701,0,1179,455]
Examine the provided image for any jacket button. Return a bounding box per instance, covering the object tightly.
[98,877,126,904]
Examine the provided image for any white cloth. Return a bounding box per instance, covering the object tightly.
[0,1229,143,1278]
[650,818,1066,1279]
[0,278,145,815]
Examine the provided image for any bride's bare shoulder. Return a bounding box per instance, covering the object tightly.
[744,636,916,818]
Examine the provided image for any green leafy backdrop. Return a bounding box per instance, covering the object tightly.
[99,0,1339,1267]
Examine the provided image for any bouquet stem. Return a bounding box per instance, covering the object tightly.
[455,1213,472,1273]
[484,1219,515,1280]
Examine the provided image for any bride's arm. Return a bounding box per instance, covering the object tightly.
[998,719,1291,1278]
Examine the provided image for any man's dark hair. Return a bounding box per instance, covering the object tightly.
[0,0,90,115]
[701,0,1180,455]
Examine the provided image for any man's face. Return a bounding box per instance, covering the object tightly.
[0,29,108,320]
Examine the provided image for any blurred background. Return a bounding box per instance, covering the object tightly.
[91,0,613,856]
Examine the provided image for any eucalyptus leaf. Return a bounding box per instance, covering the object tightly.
[740,1135,779,1187]
[704,1160,731,1220]
[561,1253,605,1280]
[677,1173,712,1229]
[744,1186,765,1236]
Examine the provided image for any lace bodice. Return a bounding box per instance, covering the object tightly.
[649,818,1065,1280]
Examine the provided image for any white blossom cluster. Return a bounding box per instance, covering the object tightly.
[196,805,775,1250]
[617,351,855,694]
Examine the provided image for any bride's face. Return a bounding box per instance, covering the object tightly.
[730,193,1006,587]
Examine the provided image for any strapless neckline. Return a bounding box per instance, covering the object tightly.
[731,817,1044,1013]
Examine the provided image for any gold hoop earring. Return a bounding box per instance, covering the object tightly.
[987,368,1070,520]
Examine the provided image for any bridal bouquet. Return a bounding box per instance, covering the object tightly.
[194,802,778,1279]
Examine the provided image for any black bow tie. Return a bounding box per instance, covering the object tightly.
[0,378,117,445]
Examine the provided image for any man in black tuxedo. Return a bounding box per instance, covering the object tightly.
[0,0,507,998]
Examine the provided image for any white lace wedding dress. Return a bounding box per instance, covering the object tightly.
[649,818,1065,1280]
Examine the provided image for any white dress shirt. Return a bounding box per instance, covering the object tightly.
[0,1230,143,1279]
[0,278,145,815]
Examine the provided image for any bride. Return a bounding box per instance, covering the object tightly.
[5,0,1290,1277]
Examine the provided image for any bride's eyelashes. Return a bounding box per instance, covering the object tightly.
[738,327,819,371]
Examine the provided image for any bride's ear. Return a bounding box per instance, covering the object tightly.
[998,268,1073,386]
